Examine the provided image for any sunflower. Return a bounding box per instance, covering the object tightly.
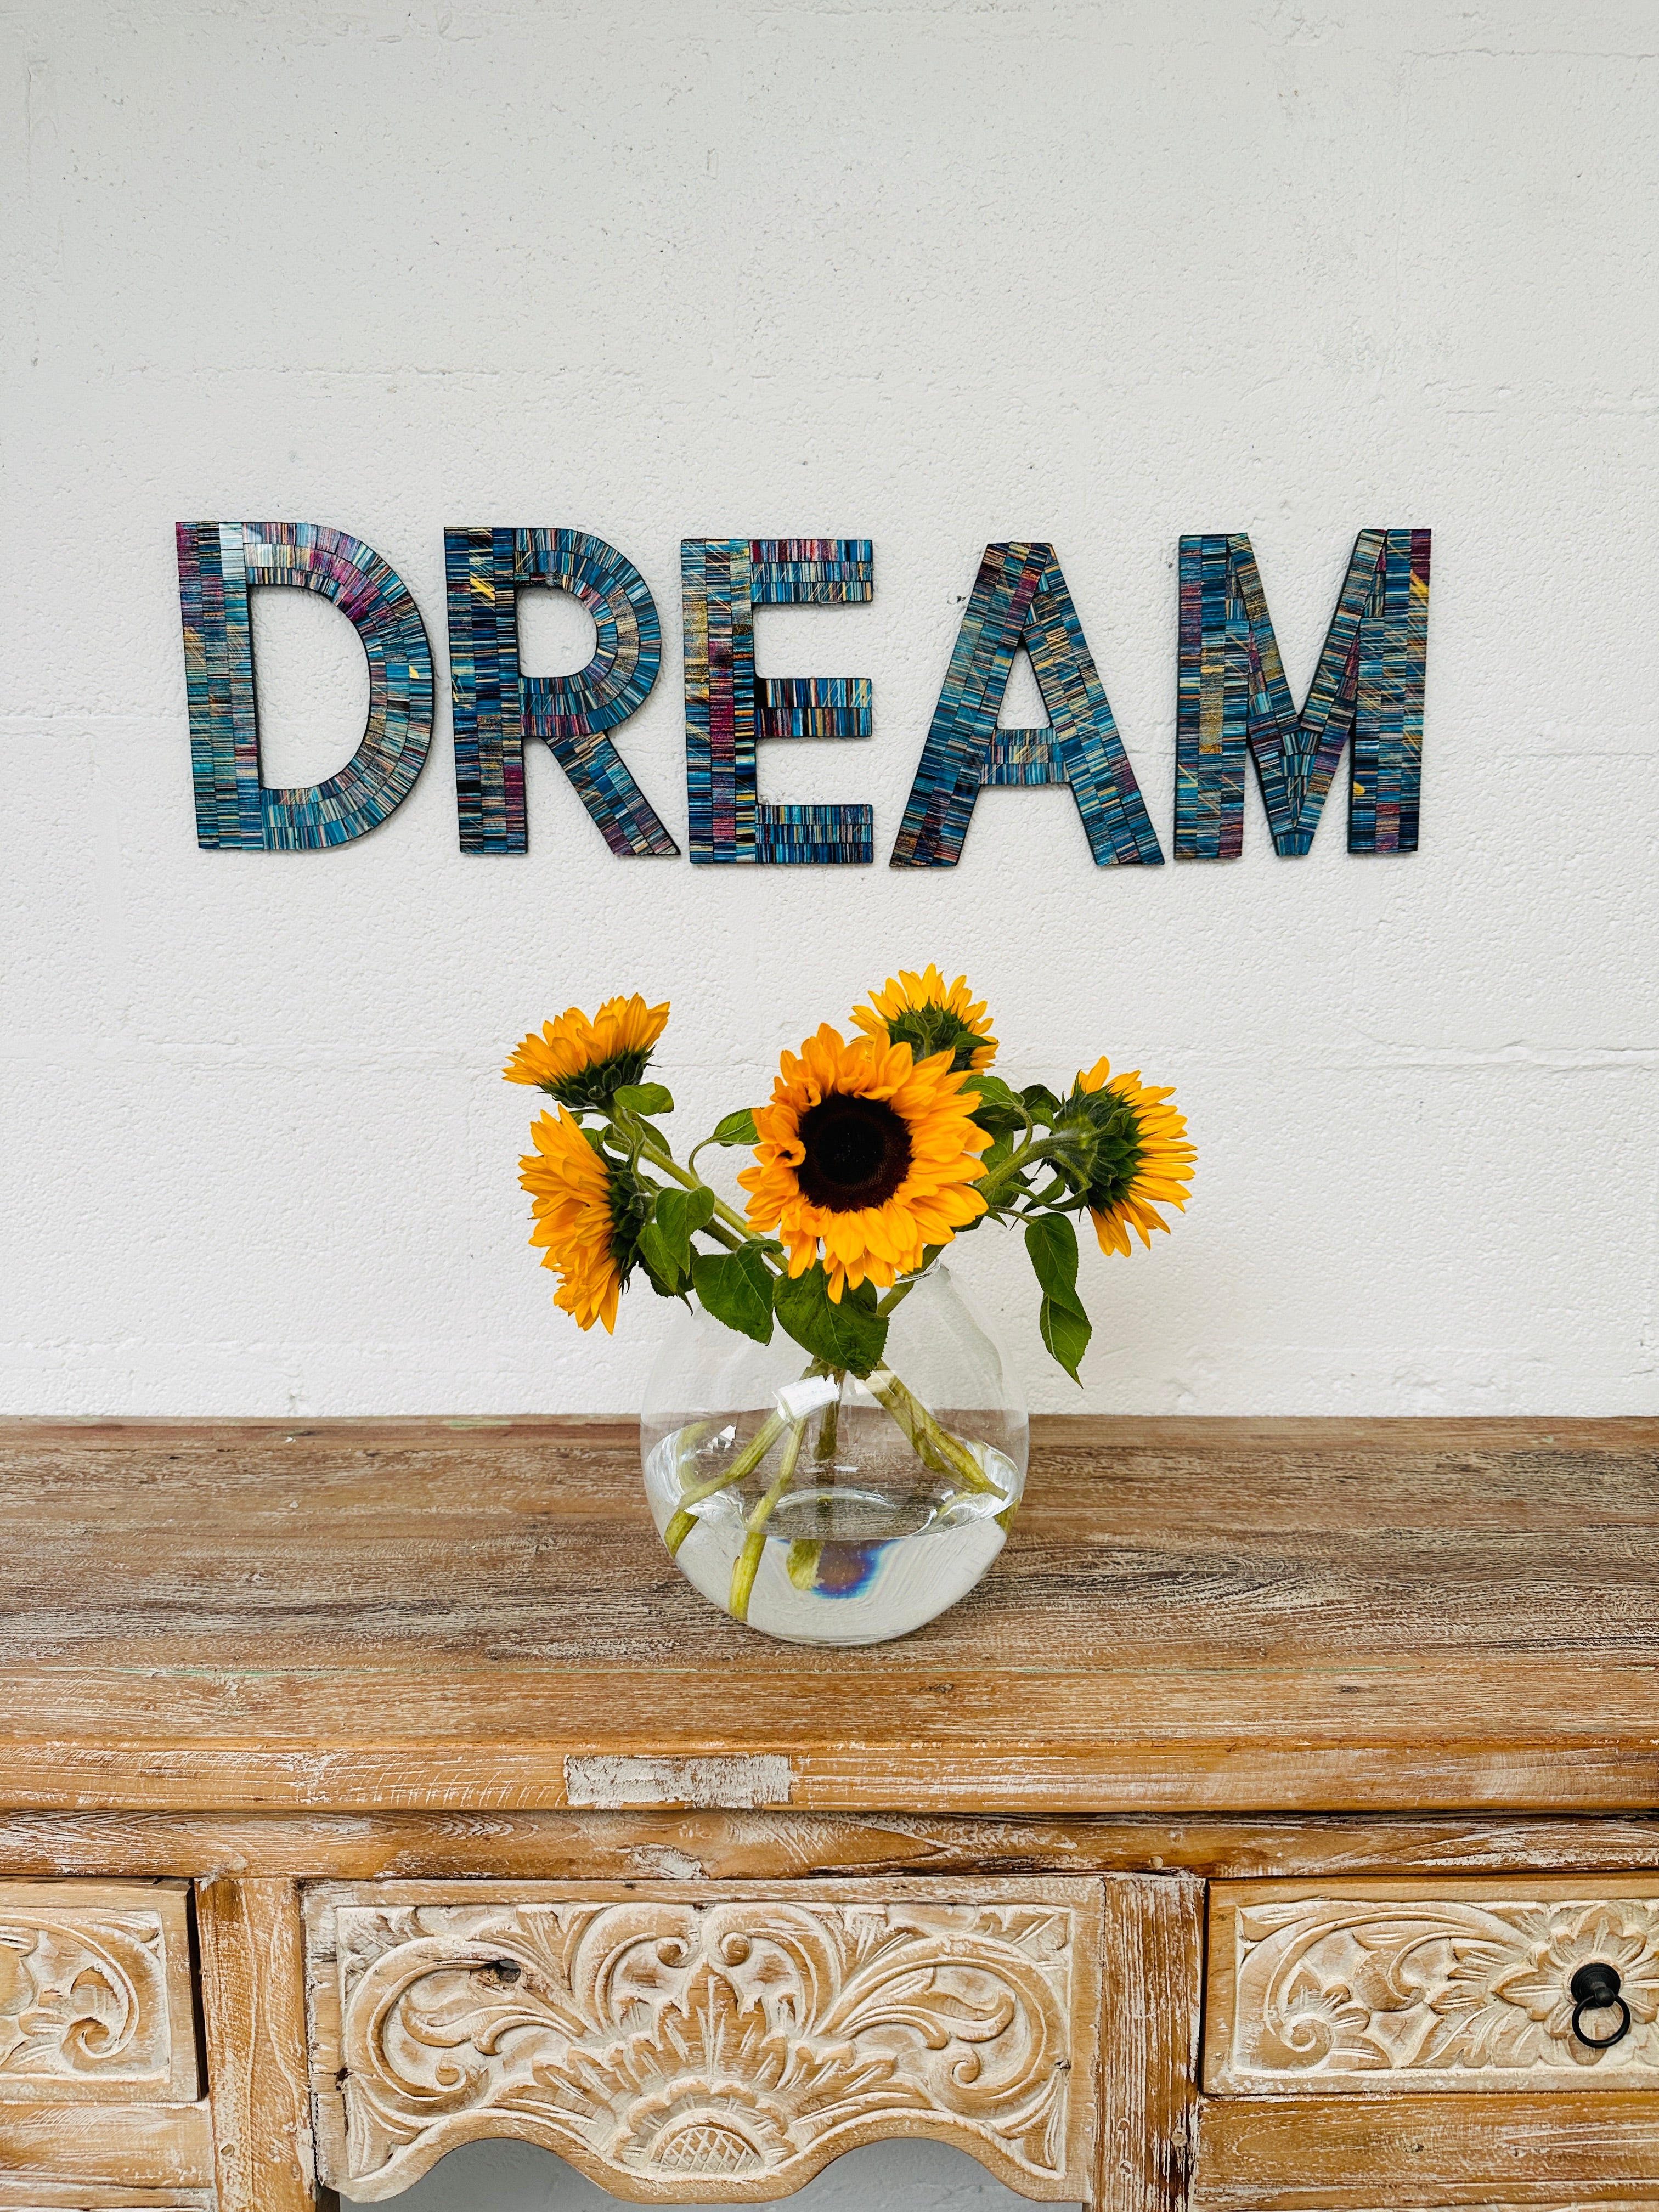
[851,966,997,1074]
[739,1025,992,1301]
[503,994,670,1111]
[1072,1058,1195,1259]
[519,1107,633,1331]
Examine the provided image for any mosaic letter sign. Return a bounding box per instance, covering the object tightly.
[890,543,1164,869]
[175,522,1429,864]
[682,537,874,864]
[445,527,677,857]
[177,521,432,849]
[1175,529,1431,859]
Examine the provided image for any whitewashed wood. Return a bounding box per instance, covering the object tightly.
[305,1877,1102,2203]
[1209,1876,1659,2094]
[0,2104,213,2191]
[6,1809,1659,1885]
[5,1417,1659,1816]
[0,2192,210,2210]
[0,1883,196,2105]
[1097,1874,1203,2212]
[1193,2091,1659,2207]
[197,1878,325,2212]
[0,2191,210,2210]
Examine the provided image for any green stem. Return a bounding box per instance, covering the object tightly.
[729,1416,808,1622]
[662,1406,788,1555]
[814,1383,842,1463]
[977,1132,1091,1215]
[633,1125,754,1242]
[786,1537,824,1589]
[865,1364,1000,1496]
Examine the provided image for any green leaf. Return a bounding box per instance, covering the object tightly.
[1039,1294,1092,1383]
[647,1185,718,1283]
[708,1108,758,1147]
[773,1265,889,1378]
[614,1082,674,1116]
[968,1074,1027,1139]
[969,1074,1018,1107]
[1025,1215,1092,1381]
[978,1132,1015,1180]
[1019,1082,1062,1123]
[1024,1212,1081,1303]
[692,1246,774,1344]
[636,1218,681,1293]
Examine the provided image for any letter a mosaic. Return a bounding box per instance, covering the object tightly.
[890,544,1163,868]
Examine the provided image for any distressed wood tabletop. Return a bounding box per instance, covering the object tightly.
[1,1416,1655,1817]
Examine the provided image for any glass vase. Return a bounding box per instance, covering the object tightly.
[640,1260,1028,1646]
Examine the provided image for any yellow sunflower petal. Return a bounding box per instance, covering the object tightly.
[851,966,998,1073]
[503,994,670,1097]
[1080,1059,1196,1260]
[518,1107,625,1331]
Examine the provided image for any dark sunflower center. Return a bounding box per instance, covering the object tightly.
[797,1094,912,1212]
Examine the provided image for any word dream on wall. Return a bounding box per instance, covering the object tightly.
[175,524,1431,864]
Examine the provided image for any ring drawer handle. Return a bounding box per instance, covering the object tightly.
[1569,1962,1632,2049]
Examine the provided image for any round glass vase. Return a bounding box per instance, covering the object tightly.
[640,1260,1028,1646]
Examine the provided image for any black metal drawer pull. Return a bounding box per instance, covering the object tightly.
[1569,1962,1632,2049]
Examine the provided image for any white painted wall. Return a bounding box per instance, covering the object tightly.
[4,0,1656,1438]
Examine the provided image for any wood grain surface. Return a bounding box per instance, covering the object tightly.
[196,1879,325,2212]
[1192,2091,1659,2206]
[1097,1874,1204,2212]
[2,1416,1656,1815]
[1206,1875,1659,2096]
[9,1809,1659,1885]
[0,2102,213,2191]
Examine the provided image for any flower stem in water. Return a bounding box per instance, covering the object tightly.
[663,1405,788,1556]
[864,1364,1001,1496]
[786,1538,823,1589]
[729,1415,808,1622]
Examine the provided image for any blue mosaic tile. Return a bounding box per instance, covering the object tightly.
[683,538,873,864]
[445,527,676,856]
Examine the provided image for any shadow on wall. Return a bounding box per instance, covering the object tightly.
[345,2135,1085,2209]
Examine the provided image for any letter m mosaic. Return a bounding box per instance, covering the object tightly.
[1175,529,1430,858]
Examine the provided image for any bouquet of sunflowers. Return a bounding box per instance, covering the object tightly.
[505,969,1193,1630]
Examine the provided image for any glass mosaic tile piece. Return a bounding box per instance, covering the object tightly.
[682,538,874,865]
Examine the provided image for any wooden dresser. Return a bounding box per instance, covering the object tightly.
[2,1415,1657,2211]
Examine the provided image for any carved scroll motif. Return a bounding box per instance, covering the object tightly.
[320,1893,1091,2200]
[1229,1894,1659,2087]
[0,1906,176,2097]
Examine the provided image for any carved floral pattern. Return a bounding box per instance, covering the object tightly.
[0,1908,173,2090]
[1229,1894,1659,2085]
[322,1897,1087,2199]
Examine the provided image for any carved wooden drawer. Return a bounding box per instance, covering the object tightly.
[1206,1876,1659,2094]
[303,1877,1103,2203]
[0,1880,199,2107]
[1192,1877,1659,2211]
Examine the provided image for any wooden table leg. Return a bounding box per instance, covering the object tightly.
[1098,1872,1204,2212]
[198,1876,334,2212]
